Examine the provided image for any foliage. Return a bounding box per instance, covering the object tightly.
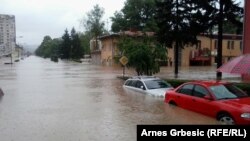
[155,0,216,76]
[111,0,157,32]
[83,4,105,38]
[36,28,85,61]
[79,32,91,55]
[61,29,71,59]
[35,36,62,58]
[118,36,167,75]
[70,28,84,59]
[155,0,215,48]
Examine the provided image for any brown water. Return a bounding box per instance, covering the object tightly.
[0,56,218,141]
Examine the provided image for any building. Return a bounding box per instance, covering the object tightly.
[167,34,243,67]
[90,31,153,66]
[90,31,242,67]
[0,14,16,57]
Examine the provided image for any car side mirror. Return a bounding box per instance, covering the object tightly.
[204,95,213,100]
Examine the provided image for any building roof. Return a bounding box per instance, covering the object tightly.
[201,33,242,40]
[98,31,155,40]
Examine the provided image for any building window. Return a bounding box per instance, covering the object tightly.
[227,40,235,50]
[196,40,201,49]
[214,40,218,49]
[227,41,230,49]
[231,41,234,50]
[240,41,243,51]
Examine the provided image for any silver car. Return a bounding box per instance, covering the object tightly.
[123,76,173,97]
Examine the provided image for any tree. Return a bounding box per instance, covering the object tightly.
[155,0,216,77]
[35,36,62,59]
[110,11,127,32]
[79,32,91,55]
[61,29,71,59]
[70,27,83,59]
[83,4,105,50]
[118,36,167,75]
[111,0,157,32]
[206,0,243,79]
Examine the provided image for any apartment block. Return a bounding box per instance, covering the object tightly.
[0,14,16,57]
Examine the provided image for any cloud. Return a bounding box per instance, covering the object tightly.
[0,0,125,46]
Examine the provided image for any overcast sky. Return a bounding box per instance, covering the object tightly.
[0,0,126,47]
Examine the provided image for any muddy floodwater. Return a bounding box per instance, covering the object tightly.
[0,56,219,141]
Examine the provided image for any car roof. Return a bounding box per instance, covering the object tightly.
[186,80,230,87]
[129,76,160,81]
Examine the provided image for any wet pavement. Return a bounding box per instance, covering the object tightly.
[0,56,219,141]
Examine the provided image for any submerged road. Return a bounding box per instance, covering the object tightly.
[0,56,218,141]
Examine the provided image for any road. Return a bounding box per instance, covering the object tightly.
[0,56,218,141]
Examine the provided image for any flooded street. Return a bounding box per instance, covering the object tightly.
[0,56,218,141]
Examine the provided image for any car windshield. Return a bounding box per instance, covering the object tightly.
[144,80,172,89]
[209,84,248,100]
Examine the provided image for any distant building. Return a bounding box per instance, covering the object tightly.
[167,34,243,66]
[0,14,16,57]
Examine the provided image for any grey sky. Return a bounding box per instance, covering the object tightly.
[0,0,126,47]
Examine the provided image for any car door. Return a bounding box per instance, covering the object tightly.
[175,84,195,109]
[189,85,216,117]
[135,80,146,93]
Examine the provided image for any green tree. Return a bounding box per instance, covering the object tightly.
[70,27,83,59]
[83,4,105,51]
[205,0,243,79]
[111,0,157,32]
[61,29,71,59]
[155,0,215,77]
[35,36,62,59]
[79,32,91,55]
[35,36,52,57]
[118,36,167,75]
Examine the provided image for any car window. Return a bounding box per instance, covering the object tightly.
[130,80,137,87]
[209,84,248,100]
[177,84,194,95]
[193,85,209,98]
[135,81,145,89]
[125,80,132,86]
[144,80,172,89]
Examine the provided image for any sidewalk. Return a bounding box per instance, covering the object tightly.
[123,65,242,83]
[157,66,241,81]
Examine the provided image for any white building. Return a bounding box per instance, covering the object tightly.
[0,14,16,57]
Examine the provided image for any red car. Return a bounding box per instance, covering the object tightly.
[165,81,250,125]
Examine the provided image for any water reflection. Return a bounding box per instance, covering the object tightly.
[0,56,218,141]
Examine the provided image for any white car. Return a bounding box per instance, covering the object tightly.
[123,76,173,97]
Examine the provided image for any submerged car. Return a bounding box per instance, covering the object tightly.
[123,76,173,97]
[165,80,250,125]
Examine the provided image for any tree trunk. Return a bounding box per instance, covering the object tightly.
[217,0,223,80]
[174,41,179,78]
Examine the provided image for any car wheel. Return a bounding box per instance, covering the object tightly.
[218,114,235,125]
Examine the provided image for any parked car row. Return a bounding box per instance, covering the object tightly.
[123,76,250,125]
